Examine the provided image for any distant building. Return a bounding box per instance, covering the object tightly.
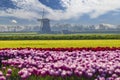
[62,30,71,34]
[98,24,107,30]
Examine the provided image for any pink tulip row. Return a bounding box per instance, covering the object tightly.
[0,48,120,80]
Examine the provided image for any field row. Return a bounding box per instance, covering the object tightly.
[0,40,120,48]
[0,34,120,40]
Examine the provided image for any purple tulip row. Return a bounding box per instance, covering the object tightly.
[0,49,120,80]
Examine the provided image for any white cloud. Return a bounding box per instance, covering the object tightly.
[11,19,17,23]
[0,0,120,21]
[59,0,120,19]
[0,9,40,20]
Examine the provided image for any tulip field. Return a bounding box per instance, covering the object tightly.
[0,47,120,80]
[0,37,120,80]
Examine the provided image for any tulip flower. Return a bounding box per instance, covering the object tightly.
[6,73,11,77]
[0,71,3,76]
[0,76,6,80]
[7,69,12,74]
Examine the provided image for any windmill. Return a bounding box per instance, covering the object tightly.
[37,9,51,33]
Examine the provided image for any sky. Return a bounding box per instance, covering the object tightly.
[0,0,120,25]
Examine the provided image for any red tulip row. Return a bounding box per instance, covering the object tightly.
[0,47,120,51]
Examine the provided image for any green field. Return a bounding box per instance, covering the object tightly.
[0,40,120,48]
[0,34,120,40]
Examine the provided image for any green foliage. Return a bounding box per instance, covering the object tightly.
[0,34,120,40]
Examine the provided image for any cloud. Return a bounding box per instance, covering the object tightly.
[57,0,120,19]
[0,0,120,21]
[11,19,17,23]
